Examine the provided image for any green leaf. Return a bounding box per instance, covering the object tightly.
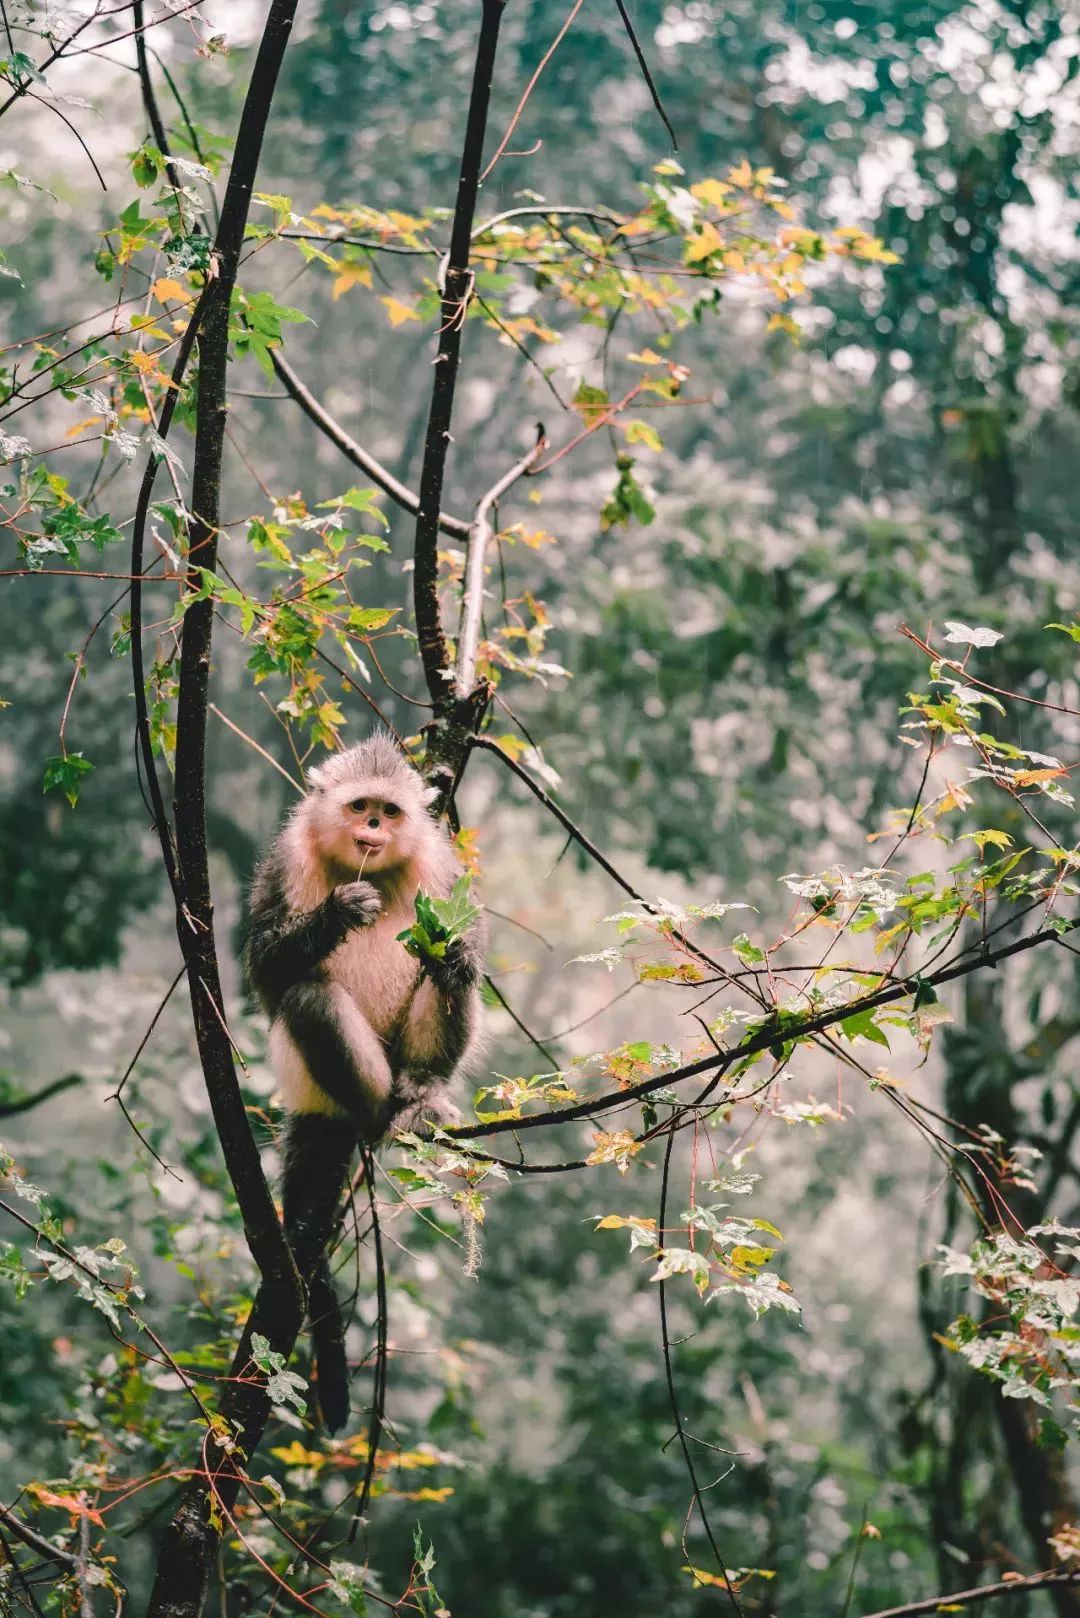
[250,1332,307,1415]
[130,143,162,188]
[840,1007,890,1049]
[316,487,391,528]
[43,752,94,807]
[622,419,663,451]
[397,876,481,963]
[328,1561,368,1615]
[347,606,398,632]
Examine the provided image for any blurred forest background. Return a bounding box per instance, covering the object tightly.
[3,1,1080,1614]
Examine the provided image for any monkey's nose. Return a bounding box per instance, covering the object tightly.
[367,817,380,829]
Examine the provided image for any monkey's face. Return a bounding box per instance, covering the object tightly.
[310,775,427,877]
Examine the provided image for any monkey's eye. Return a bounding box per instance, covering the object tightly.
[383,803,401,819]
[348,798,367,814]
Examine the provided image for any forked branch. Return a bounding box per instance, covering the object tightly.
[456,425,547,696]
[270,349,471,538]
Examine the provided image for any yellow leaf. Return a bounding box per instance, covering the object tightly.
[593,1214,657,1232]
[26,1486,104,1525]
[727,158,754,189]
[690,178,732,207]
[766,312,800,339]
[151,276,192,306]
[67,416,101,437]
[332,261,373,299]
[685,222,723,263]
[874,921,907,954]
[937,782,973,814]
[270,1441,326,1468]
[586,1131,645,1174]
[1014,768,1065,786]
[380,295,421,327]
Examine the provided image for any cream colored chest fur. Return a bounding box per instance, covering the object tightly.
[325,902,420,1036]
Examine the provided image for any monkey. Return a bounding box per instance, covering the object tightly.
[243,731,483,1431]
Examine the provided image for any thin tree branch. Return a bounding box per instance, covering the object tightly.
[133,0,182,191]
[268,350,471,538]
[611,0,678,149]
[857,1572,1080,1618]
[445,913,1080,1143]
[479,0,587,184]
[456,426,546,696]
[482,973,560,1068]
[469,732,737,985]
[0,1072,82,1120]
[0,1505,79,1569]
[658,1122,742,1614]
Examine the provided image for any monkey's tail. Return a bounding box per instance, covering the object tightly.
[281,1113,357,1435]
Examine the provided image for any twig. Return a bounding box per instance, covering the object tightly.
[24,90,107,190]
[269,350,470,539]
[209,703,304,792]
[0,1072,82,1120]
[482,974,560,1068]
[658,1122,743,1613]
[0,1503,79,1568]
[480,0,587,183]
[456,426,546,696]
[350,1148,388,1534]
[444,912,1080,1143]
[611,0,678,149]
[133,0,183,191]
[856,1571,1080,1618]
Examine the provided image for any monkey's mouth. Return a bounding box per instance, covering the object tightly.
[353,833,387,852]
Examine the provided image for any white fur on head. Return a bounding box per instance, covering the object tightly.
[293,731,448,889]
[306,730,417,793]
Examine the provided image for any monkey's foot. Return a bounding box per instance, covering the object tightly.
[390,1085,461,1138]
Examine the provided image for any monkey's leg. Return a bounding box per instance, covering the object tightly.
[278,980,394,1140]
[280,1113,356,1434]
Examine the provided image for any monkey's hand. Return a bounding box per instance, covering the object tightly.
[421,939,475,994]
[333,880,382,931]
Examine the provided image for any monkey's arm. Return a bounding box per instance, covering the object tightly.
[244,849,379,1010]
[394,922,482,1092]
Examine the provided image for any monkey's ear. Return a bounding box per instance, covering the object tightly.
[420,784,440,807]
[306,762,329,791]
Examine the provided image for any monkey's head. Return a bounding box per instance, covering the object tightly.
[303,733,438,878]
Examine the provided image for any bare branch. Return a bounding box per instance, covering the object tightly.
[444,910,1079,1143]
[480,0,587,184]
[269,349,470,538]
[455,426,546,696]
[0,1504,79,1569]
[857,1571,1080,1618]
[0,1072,81,1120]
[611,0,678,150]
